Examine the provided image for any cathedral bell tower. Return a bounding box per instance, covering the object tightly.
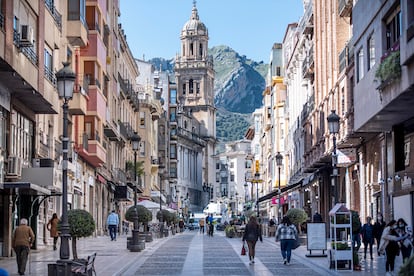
[175,1,216,197]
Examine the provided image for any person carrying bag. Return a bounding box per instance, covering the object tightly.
[241,241,246,255]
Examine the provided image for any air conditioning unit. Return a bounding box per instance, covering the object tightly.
[20,25,34,47]
[7,156,22,178]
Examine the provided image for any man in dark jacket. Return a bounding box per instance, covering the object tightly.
[361,216,374,259]
[373,213,386,256]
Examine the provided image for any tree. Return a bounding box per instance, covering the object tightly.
[286,208,308,232]
[67,209,96,259]
[125,205,152,224]
[157,209,173,225]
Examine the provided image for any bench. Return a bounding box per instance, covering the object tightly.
[71,252,97,276]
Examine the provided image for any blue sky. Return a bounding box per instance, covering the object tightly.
[119,0,304,62]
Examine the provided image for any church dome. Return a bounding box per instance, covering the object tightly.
[181,4,207,35]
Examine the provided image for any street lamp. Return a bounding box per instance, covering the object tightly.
[275,152,283,224]
[130,131,141,252]
[254,173,260,218]
[56,62,75,261]
[243,182,248,203]
[327,110,340,206]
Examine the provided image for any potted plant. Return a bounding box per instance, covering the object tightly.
[375,50,401,90]
[286,208,308,246]
[66,209,96,260]
[125,205,153,242]
[225,225,236,238]
[157,209,171,237]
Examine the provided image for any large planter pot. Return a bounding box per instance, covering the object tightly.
[145,232,153,242]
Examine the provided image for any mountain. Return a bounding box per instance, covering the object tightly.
[148,45,268,142]
[210,45,267,114]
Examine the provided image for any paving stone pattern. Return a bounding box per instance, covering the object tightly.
[133,234,192,275]
[203,235,250,275]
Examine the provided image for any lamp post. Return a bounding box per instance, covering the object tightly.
[130,132,141,252]
[56,62,75,261]
[159,164,165,236]
[327,110,340,207]
[255,173,260,218]
[243,182,248,203]
[275,152,283,224]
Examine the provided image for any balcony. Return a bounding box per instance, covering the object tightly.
[87,86,106,121]
[69,92,87,115]
[103,122,120,141]
[119,121,133,140]
[76,133,106,167]
[84,33,107,67]
[339,0,352,17]
[177,127,206,147]
[45,0,62,32]
[67,15,88,47]
[301,1,313,35]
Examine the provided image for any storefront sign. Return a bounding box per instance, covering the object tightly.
[337,148,357,167]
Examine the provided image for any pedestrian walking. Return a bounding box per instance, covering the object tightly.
[47,213,59,250]
[373,212,386,256]
[396,218,413,263]
[379,219,407,275]
[12,218,35,275]
[106,210,119,241]
[242,216,263,264]
[178,219,184,232]
[199,217,205,234]
[361,216,374,260]
[276,216,297,265]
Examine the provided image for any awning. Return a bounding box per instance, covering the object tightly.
[258,181,302,203]
[0,182,51,195]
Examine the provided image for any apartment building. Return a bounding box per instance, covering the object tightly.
[352,0,414,225]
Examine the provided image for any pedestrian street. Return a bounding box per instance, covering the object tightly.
[120,231,328,276]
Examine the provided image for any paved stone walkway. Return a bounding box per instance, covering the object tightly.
[0,230,405,275]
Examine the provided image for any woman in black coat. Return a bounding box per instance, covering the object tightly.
[242,216,262,264]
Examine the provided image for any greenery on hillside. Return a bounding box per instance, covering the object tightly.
[216,108,251,142]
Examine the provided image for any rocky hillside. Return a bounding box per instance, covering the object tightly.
[149,45,267,142]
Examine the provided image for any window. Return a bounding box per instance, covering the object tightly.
[139,141,145,157]
[182,83,186,95]
[199,43,203,57]
[245,160,252,169]
[385,6,401,50]
[189,79,193,94]
[85,122,92,139]
[68,0,86,24]
[44,46,55,84]
[170,163,177,178]
[276,66,281,76]
[230,162,234,168]
[139,111,145,127]
[169,107,176,122]
[216,162,220,170]
[230,173,235,182]
[357,48,364,81]
[170,144,176,159]
[196,82,200,94]
[170,89,177,104]
[190,43,193,56]
[255,144,259,155]
[368,35,375,70]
